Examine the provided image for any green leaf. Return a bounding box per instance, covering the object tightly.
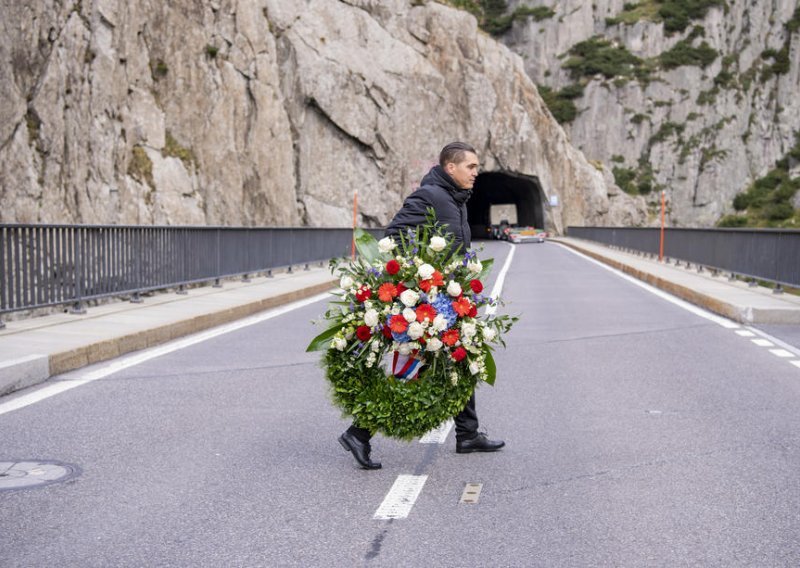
[306,322,344,352]
[477,258,494,283]
[483,347,496,386]
[354,228,381,263]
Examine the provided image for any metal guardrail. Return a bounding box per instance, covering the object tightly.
[567,226,800,290]
[0,224,381,326]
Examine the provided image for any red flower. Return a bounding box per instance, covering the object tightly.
[469,279,483,294]
[389,314,409,333]
[468,304,478,318]
[451,347,467,362]
[431,271,445,287]
[382,325,393,338]
[415,303,437,323]
[355,286,372,302]
[441,329,459,346]
[386,260,400,275]
[378,282,398,302]
[418,279,432,293]
[452,297,472,317]
[396,282,407,294]
[356,325,371,341]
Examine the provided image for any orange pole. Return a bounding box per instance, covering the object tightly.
[659,190,665,262]
[351,189,358,259]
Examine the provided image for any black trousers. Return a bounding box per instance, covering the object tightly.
[347,392,479,442]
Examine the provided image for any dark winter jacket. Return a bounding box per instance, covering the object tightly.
[384,165,472,252]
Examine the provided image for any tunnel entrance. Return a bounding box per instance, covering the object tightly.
[468,172,546,239]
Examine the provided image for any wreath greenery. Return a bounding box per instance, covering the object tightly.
[307,212,515,441]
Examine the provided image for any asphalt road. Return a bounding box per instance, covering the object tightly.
[3,241,800,567]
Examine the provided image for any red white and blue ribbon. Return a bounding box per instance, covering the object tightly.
[392,350,423,382]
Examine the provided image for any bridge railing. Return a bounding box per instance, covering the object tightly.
[567,226,800,289]
[0,224,382,327]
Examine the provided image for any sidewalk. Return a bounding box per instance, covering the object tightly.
[0,266,337,397]
[2,239,800,399]
[553,237,800,325]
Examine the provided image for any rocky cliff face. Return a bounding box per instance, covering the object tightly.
[501,0,800,226]
[0,0,645,232]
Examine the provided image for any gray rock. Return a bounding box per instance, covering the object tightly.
[502,0,800,227]
[0,0,645,232]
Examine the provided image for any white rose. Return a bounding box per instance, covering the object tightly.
[429,236,447,252]
[432,314,448,332]
[426,337,443,352]
[398,343,413,356]
[378,237,396,254]
[461,322,477,338]
[467,260,483,274]
[364,309,380,328]
[447,281,462,297]
[416,263,435,280]
[400,289,420,307]
[482,327,497,341]
[469,361,481,375]
[332,337,347,351]
[340,275,354,290]
[403,308,417,323]
[407,322,425,340]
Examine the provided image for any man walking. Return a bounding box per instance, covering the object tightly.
[338,141,505,469]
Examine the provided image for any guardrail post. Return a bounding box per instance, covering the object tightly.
[213,229,222,288]
[70,228,86,314]
[130,229,143,303]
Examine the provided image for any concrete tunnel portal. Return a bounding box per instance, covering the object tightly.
[468,171,547,239]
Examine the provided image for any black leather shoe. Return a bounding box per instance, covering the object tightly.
[339,431,382,469]
[456,433,505,454]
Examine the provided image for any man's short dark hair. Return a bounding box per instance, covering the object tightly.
[439,142,476,168]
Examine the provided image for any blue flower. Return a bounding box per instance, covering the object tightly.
[392,330,410,343]
[432,294,457,328]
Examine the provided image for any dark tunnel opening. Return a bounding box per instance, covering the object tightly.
[468,172,546,239]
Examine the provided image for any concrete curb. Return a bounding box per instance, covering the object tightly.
[552,238,800,325]
[2,279,336,396]
[0,355,49,397]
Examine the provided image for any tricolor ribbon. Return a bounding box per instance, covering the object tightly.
[391,350,423,382]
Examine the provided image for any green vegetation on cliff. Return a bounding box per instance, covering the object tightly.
[537,84,583,124]
[718,133,800,228]
[606,0,726,33]
[443,0,554,35]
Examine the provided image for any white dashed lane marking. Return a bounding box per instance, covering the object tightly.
[752,338,775,347]
[373,475,428,520]
[419,419,453,444]
[770,349,795,358]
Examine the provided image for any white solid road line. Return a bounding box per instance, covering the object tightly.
[558,244,740,329]
[0,292,333,417]
[486,242,515,316]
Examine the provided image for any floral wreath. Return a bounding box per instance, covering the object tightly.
[307,213,516,440]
